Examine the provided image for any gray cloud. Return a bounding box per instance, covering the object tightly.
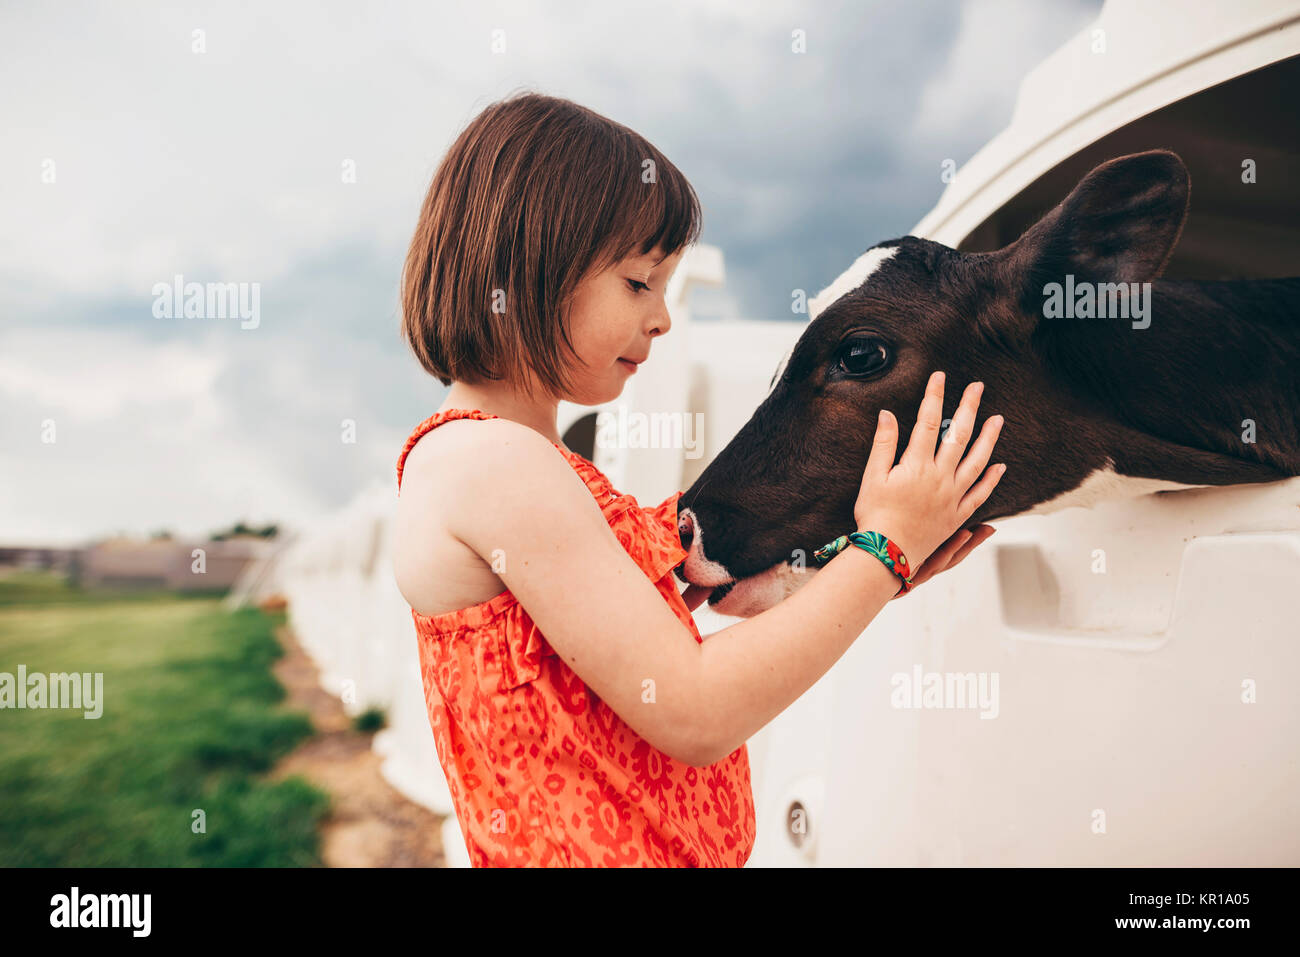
[0,0,1102,542]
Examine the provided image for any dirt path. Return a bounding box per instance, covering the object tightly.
[268,623,446,867]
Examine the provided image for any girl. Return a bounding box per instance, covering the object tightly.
[392,91,1005,867]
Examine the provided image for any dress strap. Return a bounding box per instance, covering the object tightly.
[396,408,600,492]
[396,408,500,491]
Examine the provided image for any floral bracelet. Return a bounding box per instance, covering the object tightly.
[812,530,916,593]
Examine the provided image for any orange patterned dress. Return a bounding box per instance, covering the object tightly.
[395,409,757,867]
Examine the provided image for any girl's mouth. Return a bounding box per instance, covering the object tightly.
[617,358,638,373]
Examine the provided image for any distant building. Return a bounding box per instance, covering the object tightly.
[0,546,78,573]
[70,536,276,591]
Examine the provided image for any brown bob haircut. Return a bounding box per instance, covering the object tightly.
[401,90,702,400]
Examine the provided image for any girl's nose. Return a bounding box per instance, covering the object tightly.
[652,300,672,337]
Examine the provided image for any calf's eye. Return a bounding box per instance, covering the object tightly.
[837,337,890,376]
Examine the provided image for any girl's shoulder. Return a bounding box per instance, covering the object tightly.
[393,411,593,617]
[394,414,521,616]
[397,409,564,549]
[399,411,559,495]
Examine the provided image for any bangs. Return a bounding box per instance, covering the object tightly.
[584,130,703,276]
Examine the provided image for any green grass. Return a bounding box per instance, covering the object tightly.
[0,568,225,606]
[0,570,330,866]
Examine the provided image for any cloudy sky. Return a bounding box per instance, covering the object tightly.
[0,0,1101,545]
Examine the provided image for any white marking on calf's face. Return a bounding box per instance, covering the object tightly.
[808,244,899,320]
[679,508,817,617]
[709,561,816,619]
[677,507,734,587]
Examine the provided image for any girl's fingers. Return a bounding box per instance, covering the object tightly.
[863,407,900,485]
[958,462,1007,520]
[945,524,996,568]
[907,528,971,588]
[926,527,972,572]
[954,414,1004,491]
[935,380,984,473]
[901,371,946,467]
[898,524,996,597]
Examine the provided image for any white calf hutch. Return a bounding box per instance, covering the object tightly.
[237,0,1300,866]
[750,0,1300,866]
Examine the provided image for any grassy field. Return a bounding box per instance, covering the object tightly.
[0,570,330,866]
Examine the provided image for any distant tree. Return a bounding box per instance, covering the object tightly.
[209,520,280,542]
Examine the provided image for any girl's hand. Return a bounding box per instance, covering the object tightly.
[890,523,996,599]
[853,370,1005,571]
[680,372,1003,612]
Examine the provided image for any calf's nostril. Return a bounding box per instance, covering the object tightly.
[677,512,695,550]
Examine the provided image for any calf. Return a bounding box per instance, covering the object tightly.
[677,150,1300,616]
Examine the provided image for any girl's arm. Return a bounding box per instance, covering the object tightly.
[437,372,1001,767]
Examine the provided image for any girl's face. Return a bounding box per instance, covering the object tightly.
[560,245,684,405]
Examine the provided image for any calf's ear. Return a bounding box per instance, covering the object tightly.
[1003,150,1190,310]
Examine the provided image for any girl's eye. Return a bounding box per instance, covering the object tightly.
[626,278,650,294]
